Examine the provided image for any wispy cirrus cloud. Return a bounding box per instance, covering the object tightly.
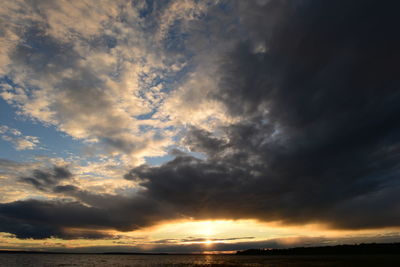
[0,125,39,150]
[0,0,222,165]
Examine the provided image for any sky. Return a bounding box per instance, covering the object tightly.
[0,0,400,253]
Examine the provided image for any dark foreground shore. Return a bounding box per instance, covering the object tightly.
[236,242,400,255]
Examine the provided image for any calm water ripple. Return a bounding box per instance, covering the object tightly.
[0,254,399,267]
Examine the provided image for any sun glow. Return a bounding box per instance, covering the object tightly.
[1,220,400,252]
[204,240,213,246]
[195,221,216,236]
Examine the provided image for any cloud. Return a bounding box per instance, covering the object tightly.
[149,236,255,245]
[0,0,213,164]
[0,159,45,202]
[19,166,72,192]
[0,159,40,174]
[0,199,117,239]
[0,190,180,239]
[0,125,40,150]
[0,166,180,239]
[1,0,400,243]
[125,0,400,230]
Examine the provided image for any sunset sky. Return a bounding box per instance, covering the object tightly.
[0,0,400,253]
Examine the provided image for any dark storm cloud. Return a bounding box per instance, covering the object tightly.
[0,199,116,239]
[19,166,73,191]
[2,162,179,239]
[52,184,79,193]
[126,0,400,229]
[0,183,178,239]
[182,126,228,155]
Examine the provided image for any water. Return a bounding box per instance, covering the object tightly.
[0,254,399,267]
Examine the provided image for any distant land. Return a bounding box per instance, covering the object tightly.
[236,243,400,255]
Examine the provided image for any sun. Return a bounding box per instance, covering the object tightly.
[197,239,217,249]
[204,239,213,246]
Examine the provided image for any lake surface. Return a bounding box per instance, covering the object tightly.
[0,254,400,266]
